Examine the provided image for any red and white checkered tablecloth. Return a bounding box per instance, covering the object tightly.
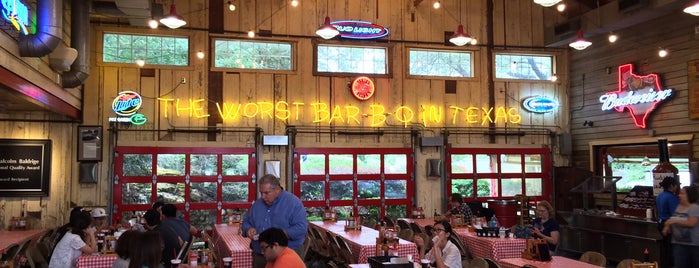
[75,254,118,268]
[310,221,419,264]
[0,229,46,252]
[212,224,253,268]
[499,256,603,268]
[453,229,526,260]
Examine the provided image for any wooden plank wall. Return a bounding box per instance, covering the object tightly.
[0,0,570,229]
[568,7,699,169]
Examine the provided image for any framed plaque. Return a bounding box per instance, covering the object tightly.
[78,126,103,161]
[0,139,52,196]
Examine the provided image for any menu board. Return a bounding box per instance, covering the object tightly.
[0,139,51,196]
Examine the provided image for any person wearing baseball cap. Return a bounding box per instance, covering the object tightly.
[90,208,108,233]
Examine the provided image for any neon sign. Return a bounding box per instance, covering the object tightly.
[1,0,29,34]
[331,20,389,39]
[599,64,673,128]
[351,76,375,101]
[109,91,147,125]
[156,98,522,128]
[521,96,559,113]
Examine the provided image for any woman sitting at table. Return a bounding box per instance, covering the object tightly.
[413,232,433,260]
[128,231,165,268]
[112,230,138,268]
[48,210,98,268]
[530,200,560,255]
[425,221,461,268]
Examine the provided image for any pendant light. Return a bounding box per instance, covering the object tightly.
[160,2,187,29]
[449,1,472,46]
[569,30,591,50]
[533,0,562,7]
[684,1,699,16]
[316,0,339,39]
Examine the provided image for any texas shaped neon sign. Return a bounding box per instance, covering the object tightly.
[598,64,673,128]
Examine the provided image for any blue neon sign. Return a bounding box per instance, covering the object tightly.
[331,20,389,40]
[1,0,30,34]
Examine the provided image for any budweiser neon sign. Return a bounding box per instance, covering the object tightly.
[599,64,673,128]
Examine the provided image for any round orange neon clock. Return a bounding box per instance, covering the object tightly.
[351,76,375,101]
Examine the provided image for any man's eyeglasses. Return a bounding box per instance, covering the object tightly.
[433,228,445,233]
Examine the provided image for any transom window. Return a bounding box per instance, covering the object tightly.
[213,39,293,70]
[315,44,388,75]
[447,148,551,200]
[494,54,554,81]
[102,33,189,66]
[409,48,473,78]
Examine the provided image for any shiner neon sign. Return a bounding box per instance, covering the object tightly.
[331,20,389,39]
[599,64,673,128]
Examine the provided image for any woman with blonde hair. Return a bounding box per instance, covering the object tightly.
[530,200,560,255]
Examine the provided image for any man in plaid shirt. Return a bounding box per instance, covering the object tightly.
[445,193,474,225]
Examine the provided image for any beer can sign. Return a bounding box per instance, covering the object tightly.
[521,96,559,113]
[112,91,143,116]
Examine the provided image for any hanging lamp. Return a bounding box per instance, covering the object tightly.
[316,16,339,39]
[449,1,472,46]
[533,0,562,7]
[160,3,187,29]
[569,30,591,50]
[684,0,699,16]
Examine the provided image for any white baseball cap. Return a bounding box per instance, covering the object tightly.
[91,208,107,218]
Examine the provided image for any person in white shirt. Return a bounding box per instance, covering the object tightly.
[427,221,462,268]
[49,211,98,268]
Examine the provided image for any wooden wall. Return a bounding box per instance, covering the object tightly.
[0,0,569,229]
[568,7,699,169]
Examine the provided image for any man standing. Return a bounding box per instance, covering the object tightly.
[258,228,306,268]
[243,174,308,268]
[656,176,680,268]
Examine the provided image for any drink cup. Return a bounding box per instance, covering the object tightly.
[109,240,117,250]
[421,259,430,268]
[222,257,233,268]
[97,240,104,252]
[170,259,181,268]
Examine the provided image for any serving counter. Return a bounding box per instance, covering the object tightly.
[558,210,664,263]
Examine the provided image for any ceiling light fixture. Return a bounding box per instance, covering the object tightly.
[556,3,566,12]
[196,51,205,59]
[291,0,299,7]
[470,38,478,45]
[248,30,255,38]
[228,1,236,11]
[550,74,558,82]
[160,2,186,29]
[148,18,159,29]
[136,59,145,67]
[316,0,338,39]
[684,0,699,16]
[533,0,562,7]
[433,1,441,9]
[658,48,668,58]
[449,1,472,46]
[608,32,618,43]
[569,30,592,50]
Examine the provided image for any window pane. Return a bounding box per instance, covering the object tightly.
[300,154,325,175]
[494,54,553,80]
[358,180,380,199]
[157,154,185,176]
[122,183,152,204]
[451,154,473,174]
[103,33,189,66]
[222,182,248,202]
[385,180,407,199]
[306,207,323,221]
[329,154,353,174]
[119,211,147,227]
[525,178,543,196]
[358,205,380,227]
[384,154,407,174]
[477,179,498,197]
[191,154,218,176]
[317,44,387,74]
[329,180,353,200]
[501,154,522,173]
[501,178,522,197]
[300,181,325,201]
[190,209,217,230]
[451,179,474,198]
[214,39,292,70]
[386,205,407,220]
[357,154,381,174]
[409,49,472,77]
[475,154,497,173]
[191,182,217,202]
[333,206,354,220]
[525,154,543,172]
[156,182,185,203]
[222,154,249,176]
[123,154,152,176]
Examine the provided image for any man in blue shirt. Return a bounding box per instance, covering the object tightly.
[243,174,308,268]
[656,176,679,268]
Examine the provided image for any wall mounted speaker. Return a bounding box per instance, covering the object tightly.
[79,162,99,183]
[427,159,442,179]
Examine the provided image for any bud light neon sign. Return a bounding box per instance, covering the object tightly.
[1,0,30,35]
[110,91,147,125]
[521,96,559,113]
[331,20,389,39]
